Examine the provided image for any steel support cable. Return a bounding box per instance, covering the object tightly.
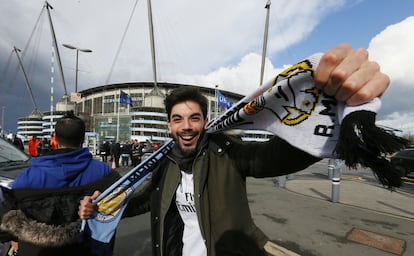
[106,0,141,84]
[0,51,13,92]
[22,5,46,58]
[13,12,45,114]
[1,6,45,96]
[26,18,46,80]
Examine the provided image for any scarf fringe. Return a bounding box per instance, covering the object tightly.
[335,111,409,189]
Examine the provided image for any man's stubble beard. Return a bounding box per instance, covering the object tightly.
[175,130,206,157]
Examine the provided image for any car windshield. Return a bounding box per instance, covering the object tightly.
[0,137,30,164]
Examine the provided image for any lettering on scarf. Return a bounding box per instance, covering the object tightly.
[313,97,337,137]
[208,101,247,131]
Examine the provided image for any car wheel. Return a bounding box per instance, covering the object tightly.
[394,165,407,177]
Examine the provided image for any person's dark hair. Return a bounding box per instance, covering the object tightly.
[164,87,208,121]
[55,111,85,148]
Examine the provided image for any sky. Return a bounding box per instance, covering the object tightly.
[1,0,414,135]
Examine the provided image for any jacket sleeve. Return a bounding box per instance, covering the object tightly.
[222,133,321,178]
[0,189,17,243]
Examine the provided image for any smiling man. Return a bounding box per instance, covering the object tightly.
[167,100,208,154]
[79,44,393,256]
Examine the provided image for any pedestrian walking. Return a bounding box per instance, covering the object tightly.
[28,136,40,157]
[130,139,143,167]
[99,141,109,162]
[111,141,121,168]
[121,141,131,167]
[50,132,58,151]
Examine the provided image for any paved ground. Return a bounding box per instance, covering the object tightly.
[249,177,414,256]
[113,160,414,256]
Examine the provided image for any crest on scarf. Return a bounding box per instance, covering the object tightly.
[95,185,133,221]
[244,59,321,126]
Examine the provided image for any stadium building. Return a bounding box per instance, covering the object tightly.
[17,82,272,149]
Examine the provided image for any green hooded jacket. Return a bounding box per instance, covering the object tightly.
[124,133,319,256]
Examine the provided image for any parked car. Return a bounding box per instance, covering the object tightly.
[140,141,162,162]
[0,137,31,191]
[0,138,30,254]
[390,148,414,177]
[141,142,154,154]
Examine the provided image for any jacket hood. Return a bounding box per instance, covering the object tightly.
[1,209,80,246]
[30,148,92,182]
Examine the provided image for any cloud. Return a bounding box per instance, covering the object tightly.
[369,16,414,133]
[156,0,343,94]
[377,112,414,135]
[369,16,414,89]
[173,53,283,95]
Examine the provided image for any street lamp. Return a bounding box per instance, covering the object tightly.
[62,43,92,93]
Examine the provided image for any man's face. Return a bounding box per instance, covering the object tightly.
[168,100,208,154]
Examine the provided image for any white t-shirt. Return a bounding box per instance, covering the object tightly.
[175,171,207,256]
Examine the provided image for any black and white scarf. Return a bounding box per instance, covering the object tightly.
[206,53,408,188]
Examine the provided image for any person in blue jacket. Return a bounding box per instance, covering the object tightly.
[0,111,120,256]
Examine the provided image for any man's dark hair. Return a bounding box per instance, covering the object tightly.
[55,111,85,148]
[164,87,208,121]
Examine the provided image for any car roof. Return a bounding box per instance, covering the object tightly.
[0,137,31,189]
[395,148,414,155]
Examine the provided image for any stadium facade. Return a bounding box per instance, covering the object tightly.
[17,82,271,144]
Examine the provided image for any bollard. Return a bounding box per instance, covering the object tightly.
[331,159,342,203]
[328,159,334,180]
[278,175,286,188]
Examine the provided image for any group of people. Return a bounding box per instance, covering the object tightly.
[27,134,58,157]
[99,139,145,168]
[4,133,58,157]
[0,44,396,256]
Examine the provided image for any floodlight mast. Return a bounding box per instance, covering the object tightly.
[260,0,271,86]
[13,46,39,111]
[45,1,68,96]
